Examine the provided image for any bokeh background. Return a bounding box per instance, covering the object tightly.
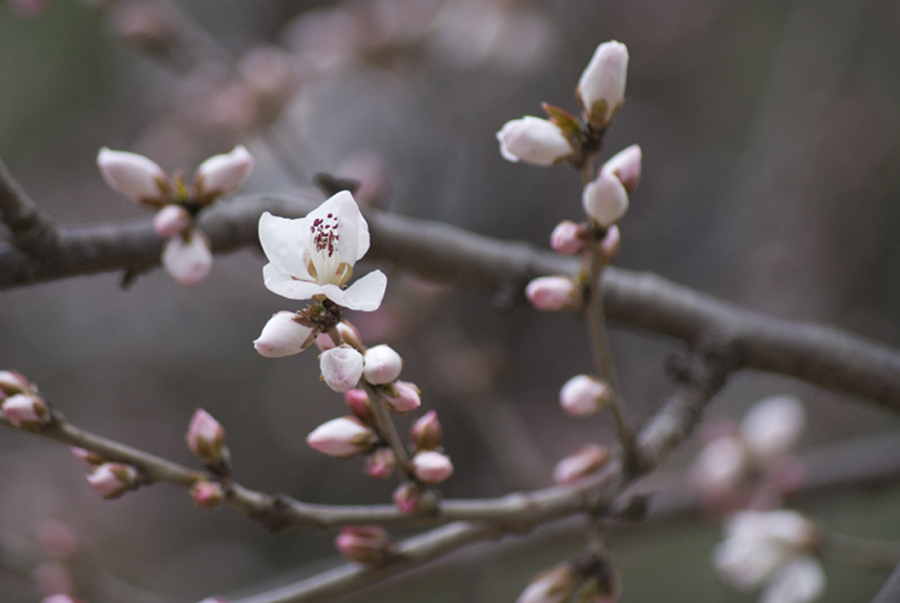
[2,0,900,601]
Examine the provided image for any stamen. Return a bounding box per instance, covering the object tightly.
[310,213,340,257]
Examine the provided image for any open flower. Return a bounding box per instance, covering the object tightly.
[258,191,387,311]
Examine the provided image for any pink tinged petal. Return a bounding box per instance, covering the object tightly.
[0,370,33,398]
[410,409,442,451]
[195,145,254,197]
[162,229,212,287]
[392,482,423,514]
[740,396,806,465]
[323,270,387,311]
[335,525,395,564]
[320,346,365,393]
[411,450,453,484]
[41,596,86,603]
[690,435,749,496]
[550,220,591,256]
[258,212,315,282]
[525,276,582,312]
[2,393,50,427]
[306,416,377,457]
[552,444,610,485]
[760,556,825,603]
[97,147,168,203]
[582,171,629,227]
[254,311,316,358]
[578,40,629,127]
[363,344,403,385]
[191,481,226,508]
[496,116,574,166]
[559,374,610,416]
[600,144,642,195]
[366,448,395,479]
[86,462,139,499]
[186,408,228,465]
[153,204,192,238]
[382,381,421,413]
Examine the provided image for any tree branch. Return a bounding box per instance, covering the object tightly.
[0,157,62,257]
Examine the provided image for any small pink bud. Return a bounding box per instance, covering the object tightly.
[496,116,574,166]
[553,444,611,485]
[410,410,442,451]
[411,450,454,484]
[153,204,192,238]
[599,225,621,263]
[336,321,364,350]
[191,480,226,508]
[37,520,79,560]
[0,369,32,398]
[306,416,378,457]
[382,381,421,413]
[392,482,423,514]
[2,393,51,428]
[600,145,642,195]
[334,525,395,564]
[577,41,629,128]
[254,311,316,358]
[71,447,105,467]
[344,389,374,424]
[162,228,213,287]
[559,375,610,417]
[516,563,581,603]
[320,346,365,393]
[186,409,230,472]
[525,276,583,312]
[363,344,403,385]
[582,171,629,228]
[366,448,396,479]
[550,220,591,256]
[97,147,169,204]
[740,396,806,465]
[86,462,140,499]
[41,596,86,603]
[194,145,254,198]
[315,332,337,352]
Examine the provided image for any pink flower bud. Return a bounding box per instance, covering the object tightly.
[97,147,169,204]
[344,389,374,424]
[363,344,403,385]
[86,462,140,499]
[41,596,86,603]
[382,381,421,413]
[0,369,32,398]
[191,480,226,508]
[366,448,396,479]
[161,228,213,287]
[582,171,629,228]
[525,276,582,312]
[599,225,621,263]
[37,520,79,560]
[34,561,73,597]
[552,444,610,485]
[194,145,254,198]
[577,41,629,128]
[334,525,395,564]
[153,204,192,238]
[71,447,105,467]
[496,116,574,166]
[186,408,230,471]
[559,375,610,417]
[410,410,442,451]
[516,563,581,603]
[315,332,337,352]
[740,396,806,465]
[320,346,365,393]
[392,482,423,514]
[306,416,377,457]
[600,145,642,195]
[411,450,454,484]
[254,311,316,358]
[550,220,591,256]
[2,393,51,428]
[336,321,364,350]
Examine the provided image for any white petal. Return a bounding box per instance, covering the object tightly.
[262,263,327,300]
[582,171,629,227]
[162,230,212,287]
[196,145,254,196]
[741,396,806,464]
[326,270,387,311]
[760,557,825,603]
[496,117,573,166]
[253,311,315,358]
[578,41,628,125]
[309,190,370,262]
[258,212,314,280]
[97,148,167,203]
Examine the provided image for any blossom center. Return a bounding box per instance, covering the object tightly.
[312,213,340,257]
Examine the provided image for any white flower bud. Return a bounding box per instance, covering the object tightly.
[153,204,192,238]
[86,462,140,499]
[601,144,642,195]
[525,276,583,312]
[496,116,574,166]
[740,396,806,465]
[559,374,610,417]
[254,311,316,358]
[577,41,629,127]
[194,145,254,198]
[411,450,454,484]
[582,171,629,227]
[161,229,213,287]
[363,344,403,385]
[2,393,51,428]
[320,346,365,393]
[306,416,377,457]
[97,147,169,204]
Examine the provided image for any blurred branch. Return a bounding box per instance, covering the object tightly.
[0,158,62,257]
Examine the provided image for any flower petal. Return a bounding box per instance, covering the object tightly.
[262,263,326,300]
[259,212,314,280]
[324,270,387,311]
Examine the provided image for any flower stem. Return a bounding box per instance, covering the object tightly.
[363,382,414,480]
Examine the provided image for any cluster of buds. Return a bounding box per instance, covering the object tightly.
[691,396,807,515]
[516,554,620,603]
[0,370,51,429]
[186,408,232,478]
[409,410,453,484]
[96,145,254,287]
[334,525,396,564]
[33,520,82,603]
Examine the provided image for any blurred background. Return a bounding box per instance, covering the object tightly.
[2,0,900,601]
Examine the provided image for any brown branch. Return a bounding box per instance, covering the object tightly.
[0,157,62,257]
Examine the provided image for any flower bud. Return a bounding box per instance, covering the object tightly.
[2,393,51,428]
[740,396,806,465]
[320,346,365,393]
[363,344,403,385]
[254,311,317,358]
[550,220,591,256]
[336,321,364,350]
[0,370,32,399]
[496,117,574,166]
[34,561,73,598]
[37,520,79,560]
[559,375,610,417]
[366,447,396,479]
[162,229,213,287]
[410,410,443,452]
[97,147,169,204]
[86,462,140,499]
[577,41,629,128]
[41,595,86,603]
[516,563,581,603]
[186,408,230,473]
[71,446,105,467]
[194,145,254,198]
[525,276,583,312]
[392,482,424,514]
[599,225,621,264]
[381,381,421,413]
[344,389,374,424]
[334,525,395,564]
[153,204,192,238]
[553,444,610,485]
[582,171,629,228]
[690,435,748,498]
[191,480,226,508]
[306,416,377,457]
[411,450,454,484]
[600,145,642,195]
